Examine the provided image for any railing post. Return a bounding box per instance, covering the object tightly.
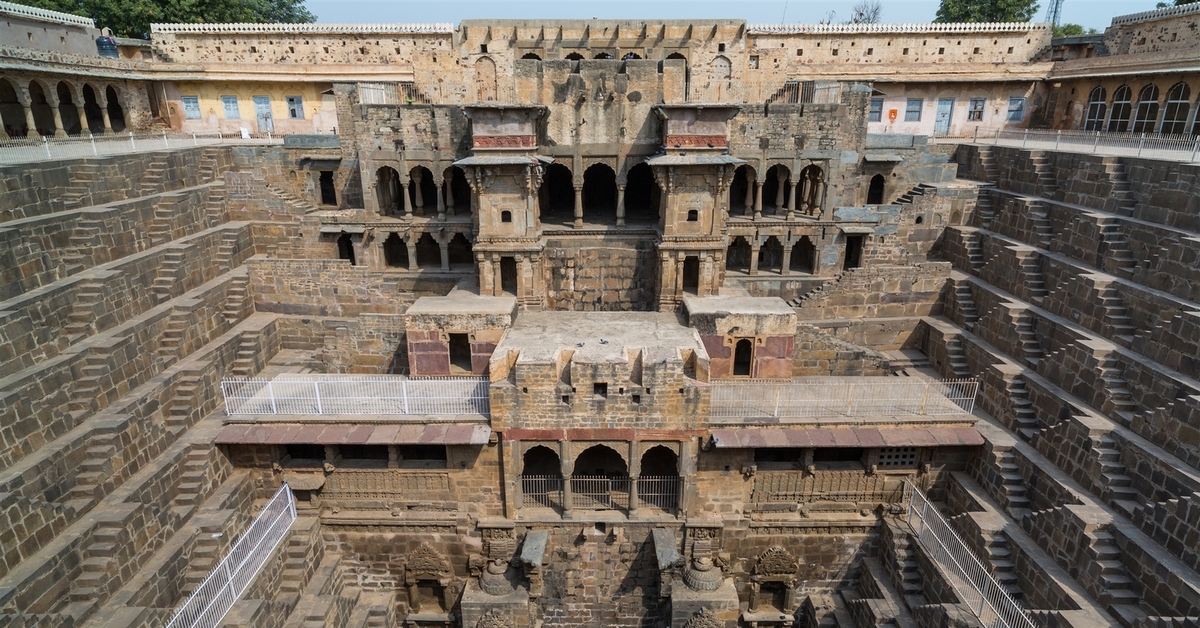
[1193,138,1200,163]
[1093,130,1100,153]
[163,131,168,148]
[1054,130,1061,150]
[42,136,51,159]
[1138,132,1146,157]
[129,131,136,150]
[314,381,322,414]
[402,379,409,414]
[267,381,277,414]
[1021,129,1028,148]
[90,132,97,156]
[973,126,979,143]
[920,382,930,415]
[192,132,197,146]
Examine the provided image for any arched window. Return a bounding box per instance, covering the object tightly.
[624,162,660,224]
[442,166,471,215]
[1107,85,1132,133]
[0,78,27,136]
[564,52,584,61]
[790,236,815,274]
[621,52,641,60]
[758,236,784,273]
[762,164,790,214]
[105,85,125,132]
[375,166,402,216]
[56,82,80,135]
[539,163,574,226]
[1083,87,1106,131]
[582,163,617,224]
[1161,82,1191,135]
[867,174,885,204]
[520,52,542,60]
[336,233,356,266]
[1132,84,1160,133]
[711,55,732,80]
[474,56,497,102]
[408,166,436,215]
[594,52,614,59]
[733,339,753,376]
[729,165,756,216]
[383,233,408,268]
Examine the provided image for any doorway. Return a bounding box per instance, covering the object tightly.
[844,235,864,270]
[253,96,273,133]
[733,339,753,377]
[500,257,518,294]
[935,98,954,136]
[682,256,700,294]
[319,171,336,206]
[867,174,885,205]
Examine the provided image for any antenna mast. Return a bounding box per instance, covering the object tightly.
[1044,0,1065,27]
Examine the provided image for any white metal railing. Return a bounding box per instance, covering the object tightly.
[710,378,978,420]
[571,475,632,511]
[907,484,1037,628]
[636,476,681,512]
[962,127,1200,163]
[220,376,490,416]
[520,475,564,509]
[0,131,283,165]
[1111,0,1200,26]
[164,484,296,628]
[358,82,432,105]
[150,22,453,33]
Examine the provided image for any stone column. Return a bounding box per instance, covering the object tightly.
[478,253,494,295]
[405,236,418,271]
[616,185,626,226]
[749,239,762,276]
[781,241,793,276]
[436,181,446,221]
[674,253,685,298]
[753,180,763,221]
[742,178,754,215]
[445,180,456,216]
[800,175,812,215]
[787,180,798,221]
[412,170,425,212]
[573,185,583,229]
[628,442,641,517]
[815,179,827,219]
[99,101,113,134]
[439,238,450,271]
[76,104,90,135]
[775,170,787,211]
[560,441,574,519]
[22,104,37,138]
[700,255,713,296]
[48,96,66,137]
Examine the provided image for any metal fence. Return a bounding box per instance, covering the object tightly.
[753,471,906,504]
[965,127,1200,163]
[0,131,283,165]
[636,476,681,512]
[164,484,296,628]
[710,378,978,420]
[358,82,432,105]
[520,475,564,510]
[220,376,491,416]
[907,484,1037,628]
[570,475,632,511]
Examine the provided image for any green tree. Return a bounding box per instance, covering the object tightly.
[23,0,315,39]
[1052,23,1098,36]
[934,0,1041,23]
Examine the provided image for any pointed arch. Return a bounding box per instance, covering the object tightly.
[1083,86,1106,131]
[475,56,497,102]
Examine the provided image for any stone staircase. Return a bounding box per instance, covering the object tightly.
[69,351,111,414]
[1096,353,1138,426]
[979,529,1023,602]
[965,232,986,274]
[265,181,316,214]
[1007,377,1041,440]
[1102,159,1138,218]
[68,432,118,509]
[217,230,242,274]
[157,312,189,368]
[63,281,108,343]
[151,249,187,304]
[884,523,927,610]
[954,284,978,330]
[978,147,1000,181]
[204,184,228,227]
[1019,255,1048,305]
[62,218,105,272]
[1028,204,1055,249]
[1099,222,1138,278]
[995,449,1032,516]
[1086,529,1141,621]
[139,155,169,197]
[1098,284,1136,346]
[198,148,222,183]
[223,272,251,325]
[166,373,204,431]
[175,449,213,507]
[944,335,972,379]
[974,189,996,230]
[1015,310,1044,368]
[61,164,101,211]
[1094,435,1140,516]
[1028,151,1057,197]
[229,329,262,377]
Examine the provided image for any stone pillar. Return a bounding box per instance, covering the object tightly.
[800,176,812,215]
[573,185,583,229]
[22,104,37,138]
[99,103,113,134]
[445,179,456,216]
[742,178,753,215]
[753,180,763,221]
[616,185,626,226]
[781,242,793,276]
[436,181,446,221]
[774,170,787,211]
[405,236,418,272]
[48,97,66,137]
[478,253,494,295]
[815,179,827,219]
[439,238,450,271]
[700,255,713,296]
[787,180,798,221]
[749,239,761,276]
[560,441,574,519]
[412,170,425,211]
[629,442,641,518]
[76,105,90,135]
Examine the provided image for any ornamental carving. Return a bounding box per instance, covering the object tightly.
[474,135,536,149]
[476,610,515,628]
[682,608,723,628]
[406,542,451,578]
[754,546,798,577]
[665,134,728,148]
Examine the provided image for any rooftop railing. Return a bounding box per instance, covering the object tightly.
[0,131,282,166]
[907,483,1037,628]
[748,22,1049,34]
[220,376,491,416]
[956,127,1200,164]
[0,1,94,27]
[709,378,977,420]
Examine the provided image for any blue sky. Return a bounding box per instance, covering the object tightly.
[306,1,1163,32]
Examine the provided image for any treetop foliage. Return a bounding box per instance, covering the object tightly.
[934,0,1041,23]
[24,0,315,39]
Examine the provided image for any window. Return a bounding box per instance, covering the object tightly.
[718,43,726,52]
[287,444,324,461]
[449,333,472,372]
[878,447,918,469]
[396,445,447,469]
[1006,97,1026,122]
[1108,85,1132,132]
[182,96,201,120]
[286,95,304,119]
[1084,86,1107,131]
[905,98,923,121]
[1161,82,1191,135]
[686,210,698,221]
[868,97,884,122]
[220,95,240,119]
[749,55,759,69]
[501,210,512,223]
[593,382,608,399]
[968,98,985,121]
[1132,84,1160,133]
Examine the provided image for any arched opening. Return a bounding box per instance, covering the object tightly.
[521,52,542,60]
[574,444,627,474]
[1084,86,1107,131]
[729,165,756,216]
[593,52,614,60]
[582,163,617,224]
[415,233,440,269]
[711,55,732,80]
[758,236,784,274]
[539,162,574,226]
[408,166,437,215]
[336,233,356,266]
[666,52,687,61]
[383,233,409,268]
[733,339,753,376]
[521,445,563,510]
[624,162,660,224]
[1162,82,1191,135]
[442,166,472,214]
[621,52,642,60]
[790,236,816,274]
[762,164,790,214]
[565,52,585,61]
[81,84,104,133]
[105,86,125,132]
[799,165,825,215]
[1107,85,1132,133]
[1132,84,1160,133]
[637,445,680,512]
[447,233,473,268]
[0,78,26,137]
[844,235,865,270]
[571,444,629,510]
[56,82,80,135]
[28,81,55,136]
[682,256,700,294]
[375,166,403,216]
[867,174,885,204]
[474,56,497,102]
[726,236,752,273]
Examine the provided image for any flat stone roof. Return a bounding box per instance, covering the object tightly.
[497,311,704,363]
[405,292,517,316]
[683,295,794,317]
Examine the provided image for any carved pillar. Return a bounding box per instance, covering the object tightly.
[781,241,793,276]
[97,97,113,134]
[76,104,90,135]
[412,169,425,211]
[753,179,763,221]
[48,96,66,137]
[445,179,456,216]
[749,239,762,276]
[436,180,446,221]
[398,175,409,219]
[700,254,714,296]
[560,441,574,519]
[439,238,450,271]
[742,177,754,215]
[478,253,494,295]
[573,185,583,229]
[787,180,798,220]
[405,235,417,272]
[629,442,641,517]
[674,253,685,297]
[800,175,812,215]
[815,179,827,219]
[774,170,787,211]
[407,582,421,613]
[22,103,37,138]
[616,184,626,226]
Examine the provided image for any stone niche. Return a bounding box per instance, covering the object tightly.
[404,291,518,376]
[655,105,741,152]
[683,295,797,380]
[463,105,547,152]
